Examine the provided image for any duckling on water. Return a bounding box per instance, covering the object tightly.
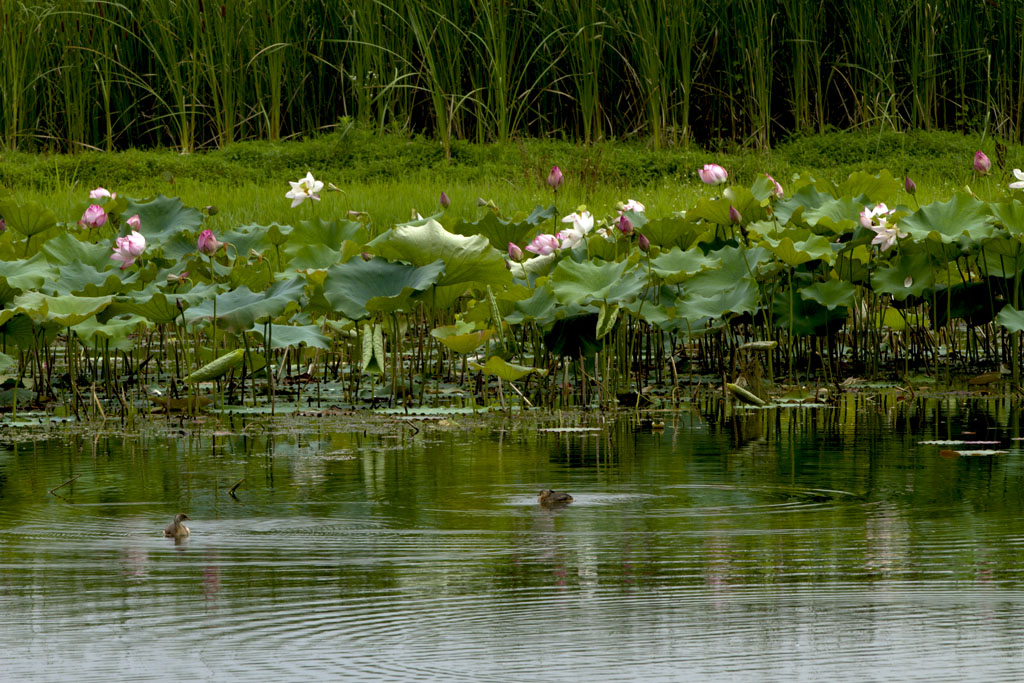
[163,513,191,538]
[538,489,574,506]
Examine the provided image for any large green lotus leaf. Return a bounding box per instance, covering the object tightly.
[682,279,761,321]
[227,259,276,292]
[42,232,113,269]
[12,292,113,326]
[184,278,305,333]
[990,200,1024,237]
[622,296,677,329]
[122,195,203,243]
[751,174,781,203]
[774,184,835,226]
[0,199,57,238]
[0,253,58,296]
[996,305,1024,333]
[837,169,901,204]
[322,258,445,320]
[285,218,368,256]
[507,282,558,324]
[979,237,1024,277]
[871,251,934,300]
[688,193,752,226]
[518,252,559,283]
[899,193,994,244]
[799,196,864,233]
[799,279,856,310]
[637,216,707,250]
[160,230,205,262]
[761,234,836,266]
[218,224,280,257]
[585,235,620,262]
[451,205,556,251]
[773,288,847,336]
[54,262,125,297]
[470,356,545,381]
[72,314,149,350]
[105,290,190,324]
[685,244,772,294]
[368,219,511,289]
[250,323,331,350]
[289,245,342,270]
[550,258,628,305]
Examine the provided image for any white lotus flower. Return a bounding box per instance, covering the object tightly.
[1010,169,1024,190]
[285,172,324,208]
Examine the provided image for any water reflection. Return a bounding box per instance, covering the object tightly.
[2,397,1024,679]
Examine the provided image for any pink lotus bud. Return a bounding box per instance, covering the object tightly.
[508,242,524,262]
[79,204,108,229]
[547,166,563,191]
[637,233,650,253]
[197,229,222,256]
[974,151,991,175]
[617,213,634,236]
[729,205,742,224]
[440,191,450,209]
[361,252,373,261]
[0,217,5,232]
[904,176,916,195]
[126,214,141,230]
[698,163,728,185]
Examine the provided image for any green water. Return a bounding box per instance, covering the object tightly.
[3,395,1024,680]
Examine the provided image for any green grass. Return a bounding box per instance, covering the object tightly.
[2,128,1020,231]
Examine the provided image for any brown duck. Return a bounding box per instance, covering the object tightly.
[538,489,574,506]
[163,513,191,538]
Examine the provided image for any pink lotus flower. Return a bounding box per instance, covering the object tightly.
[859,203,892,230]
[698,163,728,185]
[870,223,907,252]
[126,214,141,230]
[621,199,645,213]
[547,166,563,191]
[1010,169,1024,190]
[110,230,146,269]
[765,173,784,198]
[89,186,114,199]
[616,214,634,236]
[974,151,991,175]
[79,204,108,229]
[197,229,222,256]
[526,233,560,256]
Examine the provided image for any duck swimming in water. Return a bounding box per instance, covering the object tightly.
[538,489,574,506]
[163,513,191,538]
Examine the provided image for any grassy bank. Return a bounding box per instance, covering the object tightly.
[2,128,1021,230]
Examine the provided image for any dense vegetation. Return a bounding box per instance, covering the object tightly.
[4,0,1024,153]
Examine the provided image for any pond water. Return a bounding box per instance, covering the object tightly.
[3,393,1024,681]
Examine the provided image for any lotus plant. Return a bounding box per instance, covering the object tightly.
[974,151,991,175]
[79,204,108,229]
[89,186,115,200]
[286,172,324,207]
[860,203,905,252]
[547,166,563,192]
[765,174,784,198]
[698,163,728,185]
[620,199,646,213]
[111,229,146,269]
[558,209,594,249]
[440,191,451,209]
[507,242,524,262]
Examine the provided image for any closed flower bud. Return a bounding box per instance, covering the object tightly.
[904,176,916,195]
[508,242,524,262]
[638,233,650,253]
[974,150,991,175]
[617,213,633,236]
[547,165,563,191]
[440,191,450,209]
[729,205,742,224]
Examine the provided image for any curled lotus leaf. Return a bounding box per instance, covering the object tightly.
[996,305,1024,333]
[761,234,836,267]
[250,323,332,350]
[183,277,305,333]
[0,199,57,238]
[549,258,628,305]
[72,314,149,350]
[799,279,857,310]
[837,169,902,205]
[450,205,556,251]
[42,233,114,269]
[12,292,113,326]
[368,219,511,290]
[470,356,546,381]
[635,217,705,251]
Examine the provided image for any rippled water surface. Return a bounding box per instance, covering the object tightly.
[4,395,1024,680]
